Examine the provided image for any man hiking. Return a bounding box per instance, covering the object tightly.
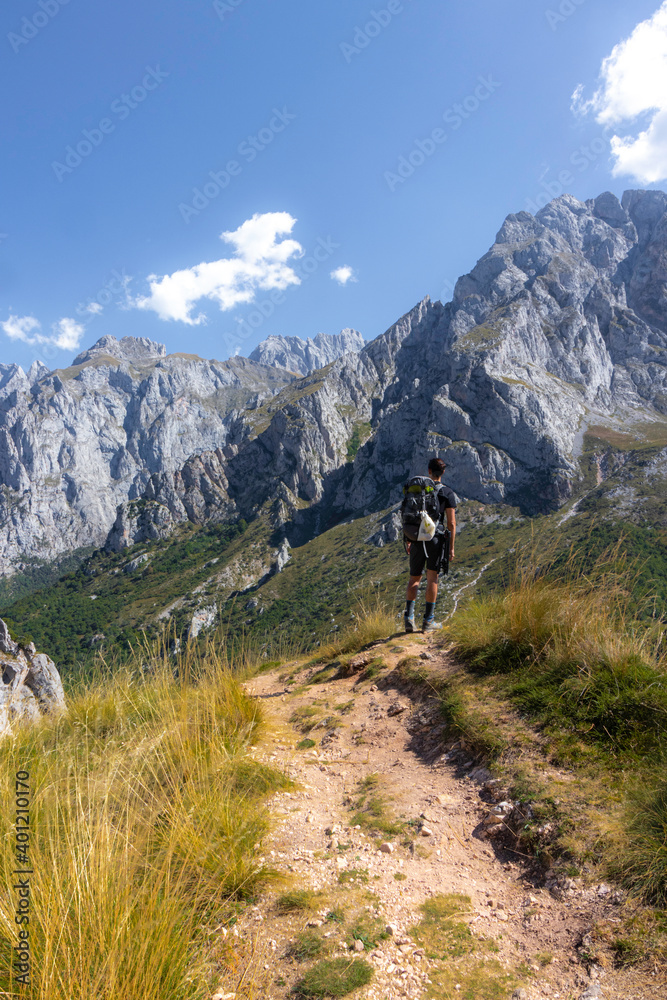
[402,457,456,633]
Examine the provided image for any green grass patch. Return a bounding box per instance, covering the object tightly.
[275,889,320,913]
[424,959,516,1000]
[296,738,316,750]
[290,706,321,733]
[445,542,667,903]
[608,778,667,906]
[411,894,476,960]
[349,774,405,838]
[346,914,389,950]
[288,930,326,962]
[337,868,369,885]
[411,895,515,1000]
[295,957,373,998]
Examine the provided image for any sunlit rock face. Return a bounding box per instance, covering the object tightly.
[0,339,293,575]
[249,329,365,375]
[1,190,667,574]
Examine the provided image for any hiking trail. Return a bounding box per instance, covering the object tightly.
[214,633,665,1000]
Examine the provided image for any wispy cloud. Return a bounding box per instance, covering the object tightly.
[133,211,304,324]
[330,265,357,285]
[1,314,85,351]
[572,2,667,183]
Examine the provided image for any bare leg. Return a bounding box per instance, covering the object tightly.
[406,575,422,601]
[425,569,438,604]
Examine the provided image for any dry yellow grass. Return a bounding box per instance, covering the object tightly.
[0,639,287,999]
[316,590,398,662]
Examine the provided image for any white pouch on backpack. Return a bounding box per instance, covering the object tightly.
[417,512,436,541]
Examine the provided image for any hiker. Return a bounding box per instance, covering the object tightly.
[401,457,456,633]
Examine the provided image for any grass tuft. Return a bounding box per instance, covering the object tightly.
[412,894,476,960]
[608,778,667,906]
[275,889,320,913]
[349,774,404,838]
[287,930,325,962]
[316,591,396,662]
[295,957,373,998]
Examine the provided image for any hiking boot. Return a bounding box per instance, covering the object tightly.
[404,615,416,633]
[422,618,442,633]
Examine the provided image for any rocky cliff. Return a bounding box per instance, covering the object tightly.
[0,335,293,574]
[248,329,365,374]
[1,190,666,579]
[229,189,667,527]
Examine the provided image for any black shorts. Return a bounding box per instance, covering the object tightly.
[409,534,443,576]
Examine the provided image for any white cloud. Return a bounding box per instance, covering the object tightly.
[1,315,42,343]
[330,265,357,285]
[1,314,84,351]
[572,2,667,183]
[134,211,304,324]
[51,317,84,351]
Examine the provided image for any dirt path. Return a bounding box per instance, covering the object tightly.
[216,633,665,1000]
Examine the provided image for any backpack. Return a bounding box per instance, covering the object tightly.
[400,476,442,542]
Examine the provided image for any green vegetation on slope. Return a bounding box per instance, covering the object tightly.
[0,519,249,671]
[443,544,667,904]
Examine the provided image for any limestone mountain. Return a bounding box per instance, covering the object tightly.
[248,329,365,374]
[227,189,667,531]
[0,335,294,577]
[1,189,666,587]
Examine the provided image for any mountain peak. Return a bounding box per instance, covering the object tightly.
[72,335,167,367]
[248,329,365,375]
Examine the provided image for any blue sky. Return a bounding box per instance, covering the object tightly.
[2,0,666,372]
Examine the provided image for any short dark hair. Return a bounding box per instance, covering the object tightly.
[428,457,446,476]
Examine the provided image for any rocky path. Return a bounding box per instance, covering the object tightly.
[215,633,665,1000]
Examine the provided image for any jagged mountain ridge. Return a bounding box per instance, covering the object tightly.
[225,189,667,532]
[248,329,365,375]
[1,189,667,580]
[0,337,294,574]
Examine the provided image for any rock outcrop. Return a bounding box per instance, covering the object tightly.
[249,330,365,374]
[0,619,66,735]
[106,449,235,551]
